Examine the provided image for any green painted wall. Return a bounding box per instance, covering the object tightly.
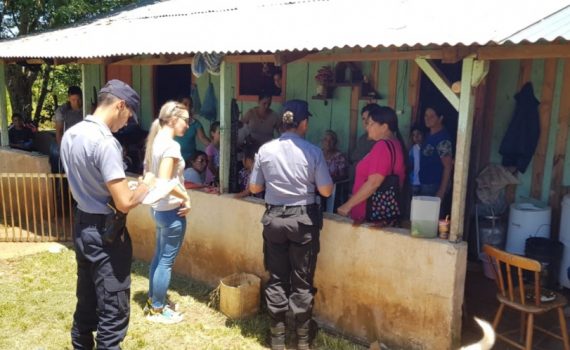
[81,64,105,116]
[131,65,153,130]
[485,58,570,205]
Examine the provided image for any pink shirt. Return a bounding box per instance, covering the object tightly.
[351,139,405,221]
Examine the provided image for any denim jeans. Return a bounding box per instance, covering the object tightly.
[149,208,186,309]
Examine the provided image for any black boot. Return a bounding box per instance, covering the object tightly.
[270,322,286,350]
[296,322,311,350]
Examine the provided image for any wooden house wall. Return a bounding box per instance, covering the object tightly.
[82,57,570,224]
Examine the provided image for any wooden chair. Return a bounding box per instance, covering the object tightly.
[483,244,570,349]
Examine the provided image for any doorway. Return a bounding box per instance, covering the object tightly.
[154,64,192,116]
[416,60,461,143]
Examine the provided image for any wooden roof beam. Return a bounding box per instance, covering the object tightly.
[477,43,570,60]
[303,49,443,62]
[415,57,460,111]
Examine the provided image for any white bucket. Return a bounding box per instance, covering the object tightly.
[410,196,441,238]
[505,202,551,255]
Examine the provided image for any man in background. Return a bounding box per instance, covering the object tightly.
[51,85,83,172]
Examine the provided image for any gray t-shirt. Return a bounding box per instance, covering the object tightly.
[60,115,125,214]
[54,104,84,132]
[250,132,332,205]
[149,132,185,211]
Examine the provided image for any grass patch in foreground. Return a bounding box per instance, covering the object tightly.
[0,248,365,350]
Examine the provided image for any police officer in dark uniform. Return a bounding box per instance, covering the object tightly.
[60,80,154,349]
[250,100,333,350]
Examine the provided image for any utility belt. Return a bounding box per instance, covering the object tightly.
[265,203,317,212]
[77,204,127,244]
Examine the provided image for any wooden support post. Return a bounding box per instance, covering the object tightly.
[348,85,361,155]
[0,61,8,147]
[479,62,500,172]
[549,59,570,239]
[408,61,421,124]
[530,59,557,200]
[219,62,230,194]
[450,57,479,242]
[415,58,460,111]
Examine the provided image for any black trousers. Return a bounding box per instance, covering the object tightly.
[71,210,132,350]
[262,204,321,327]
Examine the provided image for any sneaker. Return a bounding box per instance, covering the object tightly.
[145,306,184,324]
[144,297,179,314]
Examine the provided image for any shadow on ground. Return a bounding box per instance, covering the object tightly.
[130,258,270,347]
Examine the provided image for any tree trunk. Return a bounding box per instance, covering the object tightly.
[6,64,39,118]
[34,65,52,122]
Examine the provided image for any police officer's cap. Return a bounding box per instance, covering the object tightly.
[281,100,312,125]
[99,79,141,122]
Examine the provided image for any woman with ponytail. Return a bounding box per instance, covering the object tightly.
[143,101,191,324]
[337,105,406,226]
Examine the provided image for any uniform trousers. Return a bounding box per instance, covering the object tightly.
[262,204,321,327]
[71,210,132,350]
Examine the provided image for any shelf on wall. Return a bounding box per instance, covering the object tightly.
[311,95,331,105]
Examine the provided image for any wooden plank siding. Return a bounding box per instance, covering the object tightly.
[408,61,421,125]
[388,58,398,109]
[530,59,557,200]
[549,59,570,239]
[479,62,500,171]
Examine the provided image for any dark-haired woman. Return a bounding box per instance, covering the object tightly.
[241,93,280,145]
[337,106,406,225]
[419,107,453,199]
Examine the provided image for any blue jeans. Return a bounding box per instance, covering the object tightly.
[149,208,186,309]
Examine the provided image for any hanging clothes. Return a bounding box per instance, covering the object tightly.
[200,77,217,121]
[499,82,540,173]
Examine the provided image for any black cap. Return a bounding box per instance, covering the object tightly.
[281,99,312,125]
[99,79,140,122]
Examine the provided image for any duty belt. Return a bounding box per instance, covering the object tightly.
[265,203,317,212]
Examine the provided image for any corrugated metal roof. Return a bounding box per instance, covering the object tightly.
[501,4,570,44]
[0,0,569,59]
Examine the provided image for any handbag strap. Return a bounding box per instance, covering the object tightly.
[382,139,397,175]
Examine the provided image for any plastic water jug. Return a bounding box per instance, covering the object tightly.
[411,196,441,238]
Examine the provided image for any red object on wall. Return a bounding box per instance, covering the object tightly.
[106,65,132,85]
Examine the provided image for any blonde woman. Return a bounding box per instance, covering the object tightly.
[143,101,191,324]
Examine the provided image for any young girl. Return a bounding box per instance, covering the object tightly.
[205,121,220,185]
[409,126,424,195]
[143,101,191,324]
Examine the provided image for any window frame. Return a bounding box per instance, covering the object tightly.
[236,63,286,102]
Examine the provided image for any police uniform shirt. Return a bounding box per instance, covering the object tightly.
[250,132,332,206]
[60,115,125,214]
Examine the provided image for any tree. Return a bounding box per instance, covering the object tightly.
[1,0,137,122]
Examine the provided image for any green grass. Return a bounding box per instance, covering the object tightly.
[0,249,365,350]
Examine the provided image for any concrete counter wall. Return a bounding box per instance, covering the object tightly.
[0,147,51,173]
[127,190,467,350]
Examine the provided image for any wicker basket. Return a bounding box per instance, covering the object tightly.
[219,273,261,319]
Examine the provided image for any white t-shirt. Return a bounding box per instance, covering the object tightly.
[149,132,186,211]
